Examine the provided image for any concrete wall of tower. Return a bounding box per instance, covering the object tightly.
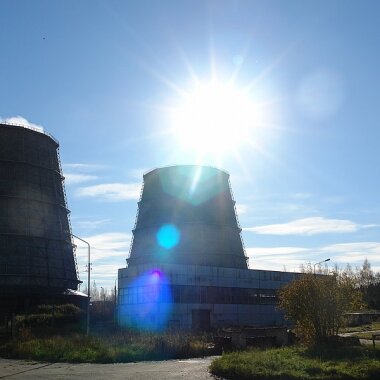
[127,165,248,269]
[0,123,79,296]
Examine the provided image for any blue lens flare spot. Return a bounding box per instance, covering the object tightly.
[157,224,180,249]
[119,269,173,331]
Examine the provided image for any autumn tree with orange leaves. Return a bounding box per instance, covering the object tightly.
[278,267,363,343]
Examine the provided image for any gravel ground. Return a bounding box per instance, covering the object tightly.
[0,357,219,380]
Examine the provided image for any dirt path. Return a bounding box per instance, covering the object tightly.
[340,329,380,337]
[0,357,219,379]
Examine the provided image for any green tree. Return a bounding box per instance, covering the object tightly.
[278,267,363,343]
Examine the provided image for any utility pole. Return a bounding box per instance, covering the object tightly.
[114,278,117,327]
[101,286,106,324]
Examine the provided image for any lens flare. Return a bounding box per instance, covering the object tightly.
[119,269,173,331]
[159,166,228,205]
[157,224,180,249]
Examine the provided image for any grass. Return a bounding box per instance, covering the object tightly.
[352,332,379,340]
[1,306,215,363]
[340,321,380,340]
[0,331,215,363]
[340,321,380,333]
[210,344,380,380]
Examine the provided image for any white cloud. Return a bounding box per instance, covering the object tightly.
[322,242,380,253]
[74,232,132,262]
[129,168,149,180]
[246,246,310,257]
[91,264,122,278]
[322,242,380,264]
[74,232,131,288]
[76,183,141,201]
[236,203,249,215]
[246,246,312,272]
[249,257,306,272]
[244,217,377,236]
[72,218,111,230]
[63,163,106,172]
[64,173,98,185]
[86,232,132,251]
[246,241,380,272]
[78,263,121,291]
[1,115,44,132]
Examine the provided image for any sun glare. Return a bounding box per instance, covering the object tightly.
[170,81,257,156]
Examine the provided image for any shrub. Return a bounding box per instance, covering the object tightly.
[15,304,83,331]
[278,269,364,343]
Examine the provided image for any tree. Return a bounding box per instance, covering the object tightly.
[278,267,363,343]
[357,259,375,288]
[357,259,380,309]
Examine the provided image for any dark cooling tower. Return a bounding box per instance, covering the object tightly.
[128,165,248,269]
[0,123,79,297]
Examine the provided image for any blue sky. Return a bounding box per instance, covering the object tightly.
[1,1,380,290]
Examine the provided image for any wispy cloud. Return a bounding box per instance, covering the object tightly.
[249,257,307,272]
[246,246,311,271]
[64,173,98,185]
[322,242,380,264]
[76,183,141,201]
[86,232,132,252]
[246,241,380,272]
[129,168,149,180]
[91,264,122,279]
[244,217,377,236]
[63,163,106,172]
[72,218,111,230]
[236,203,249,215]
[246,246,310,257]
[74,232,131,288]
[74,232,132,262]
[78,263,121,290]
[0,115,44,132]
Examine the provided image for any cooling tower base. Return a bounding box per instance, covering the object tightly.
[118,264,300,331]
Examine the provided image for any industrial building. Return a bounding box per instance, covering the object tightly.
[118,165,299,330]
[0,122,81,313]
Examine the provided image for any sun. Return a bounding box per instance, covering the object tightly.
[170,80,257,156]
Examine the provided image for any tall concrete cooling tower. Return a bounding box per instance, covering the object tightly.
[127,165,248,269]
[0,122,80,302]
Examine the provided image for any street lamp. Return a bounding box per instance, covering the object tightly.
[313,258,330,274]
[71,233,91,336]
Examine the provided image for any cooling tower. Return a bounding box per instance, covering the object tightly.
[0,123,79,297]
[127,165,248,269]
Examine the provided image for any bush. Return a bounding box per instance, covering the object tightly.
[15,304,83,331]
[278,269,364,343]
[34,304,82,316]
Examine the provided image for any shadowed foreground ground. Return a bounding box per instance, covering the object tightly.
[0,357,217,379]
